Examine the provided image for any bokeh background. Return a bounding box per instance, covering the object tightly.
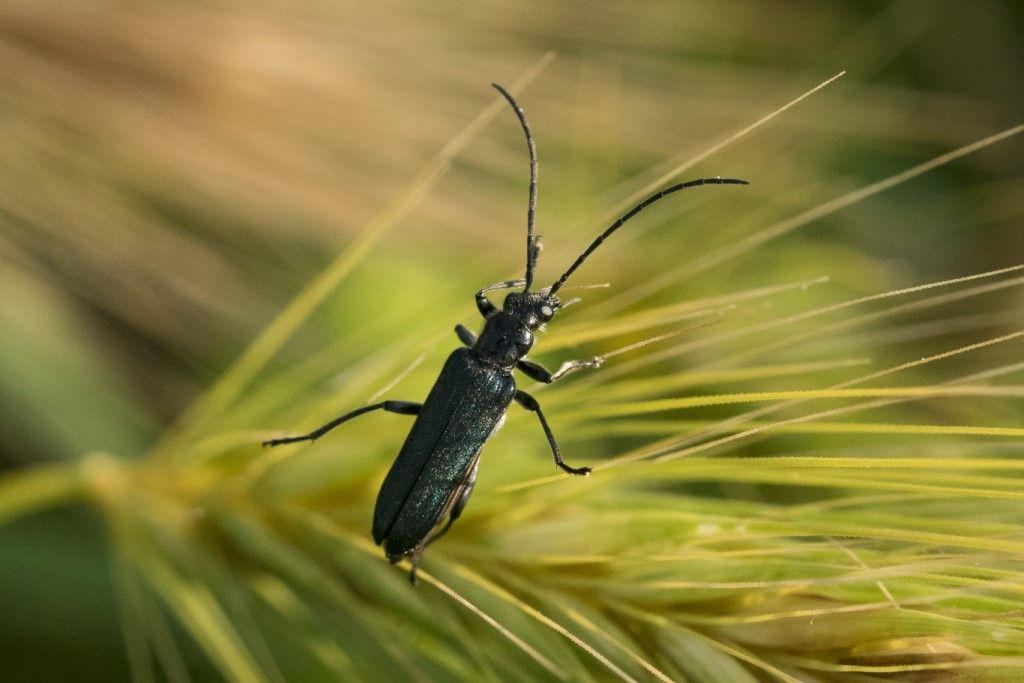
[1,1,1022,680]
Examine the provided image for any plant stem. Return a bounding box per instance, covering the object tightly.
[0,463,85,525]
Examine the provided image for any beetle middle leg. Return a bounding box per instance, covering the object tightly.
[263,400,422,446]
[518,355,604,383]
[455,324,477,347]
[514,390,591,475]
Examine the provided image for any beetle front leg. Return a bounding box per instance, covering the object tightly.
[517,355,604,383]
[475,279,526,318]
[263,400,422,446]
[514,390,591,475]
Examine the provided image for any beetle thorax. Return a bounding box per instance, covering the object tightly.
[473,312,534,369]
[472,290,559,369]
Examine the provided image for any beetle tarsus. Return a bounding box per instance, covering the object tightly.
[551,355,604,381]
[262,434,316,447]
[517,354,603,384]
[560,463,592,476]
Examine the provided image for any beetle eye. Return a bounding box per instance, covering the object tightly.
[539,305,554,320]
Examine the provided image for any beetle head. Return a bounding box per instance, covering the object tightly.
[503,289,559,330]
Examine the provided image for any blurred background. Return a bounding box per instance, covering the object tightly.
[1,0,1022,680]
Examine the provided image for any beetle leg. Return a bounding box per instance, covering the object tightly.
[434,459,478,541]
[476,279,526,318]
[517,355,604,383]
[455,324,477,347]
[514,390,591,475]
[404,459,480,584]
[475,293,497,318]
[263,400,422,446]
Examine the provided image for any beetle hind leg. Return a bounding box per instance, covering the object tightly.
[432,460,479,543]
[400,460,480,584]
[263,400,421,446]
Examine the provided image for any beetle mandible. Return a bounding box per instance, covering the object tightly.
[264,83,748,582]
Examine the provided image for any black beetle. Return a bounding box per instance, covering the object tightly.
[265,83,747,581]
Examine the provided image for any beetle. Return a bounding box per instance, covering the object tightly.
[264,83,747,582]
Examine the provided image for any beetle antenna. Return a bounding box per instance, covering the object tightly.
[492,83,539,292]
[548,177,749,295]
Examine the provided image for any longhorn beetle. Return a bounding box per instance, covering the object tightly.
[264,83,748,582]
